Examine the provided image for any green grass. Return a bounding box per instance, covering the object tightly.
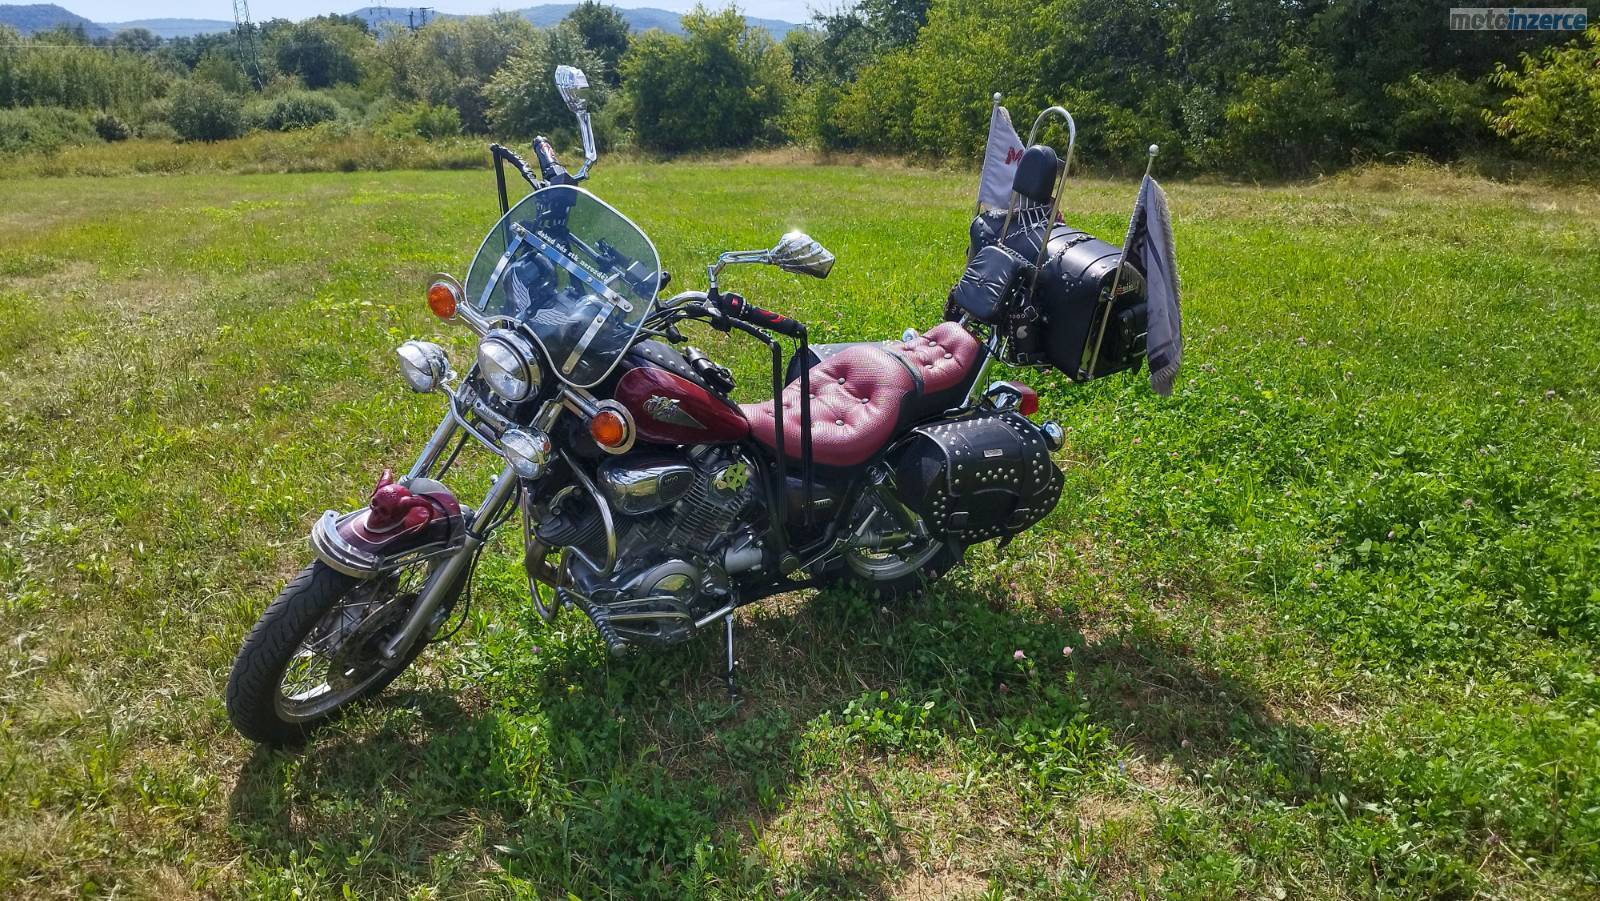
[0,160,1596,899]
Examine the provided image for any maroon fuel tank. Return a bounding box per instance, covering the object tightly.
[615,361,751,446]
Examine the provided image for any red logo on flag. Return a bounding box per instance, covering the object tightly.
[1004,147,1023,165]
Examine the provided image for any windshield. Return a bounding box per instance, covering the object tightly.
[464,185,661,388]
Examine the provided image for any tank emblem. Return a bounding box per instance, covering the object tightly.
[644,394,705,429]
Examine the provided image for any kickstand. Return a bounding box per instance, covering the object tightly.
[723,613,739,700]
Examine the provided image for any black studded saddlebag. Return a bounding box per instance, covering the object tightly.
[888,411,1063,544]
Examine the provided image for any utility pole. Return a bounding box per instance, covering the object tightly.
[232,0,264,90]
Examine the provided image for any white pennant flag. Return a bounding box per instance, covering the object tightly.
[977,100,1024,212]
[1122,175,1182,396]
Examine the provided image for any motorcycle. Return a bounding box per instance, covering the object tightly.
[226,67,1164,746]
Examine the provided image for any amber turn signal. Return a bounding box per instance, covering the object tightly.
[589,409,629,449]
[427,280,461,319]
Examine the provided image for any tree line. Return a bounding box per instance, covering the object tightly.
[1,1,1597,175]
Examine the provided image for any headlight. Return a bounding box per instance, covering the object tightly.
[501,427,552,479]
[395,340,452,393]
[476,329,542,402]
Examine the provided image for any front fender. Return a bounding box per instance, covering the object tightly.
[309,477,467,578]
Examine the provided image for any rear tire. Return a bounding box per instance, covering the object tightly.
[826,539,963,602]
[226,560,460,746]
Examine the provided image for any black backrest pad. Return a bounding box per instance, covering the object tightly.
[1012,145,1061,204]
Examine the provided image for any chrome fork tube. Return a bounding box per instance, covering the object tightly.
[381,462,520,660]
[406,413,461,482]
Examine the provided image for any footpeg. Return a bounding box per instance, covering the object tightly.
[565,588,629,658]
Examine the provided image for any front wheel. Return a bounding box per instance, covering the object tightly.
[226,559,461,746]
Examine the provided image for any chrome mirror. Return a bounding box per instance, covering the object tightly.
[767,231,835,279]
[709,231,835,291]
[555,65,597,177]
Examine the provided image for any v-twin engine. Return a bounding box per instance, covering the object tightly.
[561,445,765,646]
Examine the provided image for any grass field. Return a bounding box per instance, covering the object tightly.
[1,160,1597,899]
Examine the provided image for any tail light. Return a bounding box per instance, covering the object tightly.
[984,381,1040,417]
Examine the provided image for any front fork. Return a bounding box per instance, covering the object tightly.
[375,412,523,662]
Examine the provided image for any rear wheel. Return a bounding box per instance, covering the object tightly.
[824,489,962,601]
[838,536,962,601]
[226,558,463,746]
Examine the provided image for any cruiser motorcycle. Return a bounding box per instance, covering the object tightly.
[227,67,1161,745]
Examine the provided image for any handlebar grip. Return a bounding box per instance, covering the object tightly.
[722,293,806,339]
[531,136,570,183]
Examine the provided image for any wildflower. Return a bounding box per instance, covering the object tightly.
[1387,530,1396,539]
[998,682,1010,694]
[530,645,541,655]
[1013,649,1026,661]
[1181,738,1192,749]
[1062,645,1074,657]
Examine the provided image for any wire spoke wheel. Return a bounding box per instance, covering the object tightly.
[271,564,427,723]
[834,489,961,598]
[844,533,945,580]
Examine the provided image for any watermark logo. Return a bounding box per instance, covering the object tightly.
[1449,7,1589,29]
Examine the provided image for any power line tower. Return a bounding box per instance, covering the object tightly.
[408,7,434,32]
[232,0,264,89]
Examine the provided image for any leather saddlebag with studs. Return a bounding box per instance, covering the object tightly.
[887,411,1063,544]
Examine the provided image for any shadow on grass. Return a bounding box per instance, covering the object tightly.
[226,576,1344,896]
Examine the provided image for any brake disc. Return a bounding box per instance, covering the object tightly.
[325,590,413,693]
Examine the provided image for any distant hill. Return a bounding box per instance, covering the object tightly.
[102,17,233,38]
[345,4,802,39]
[345,6,455,30]
[0,3,110,38]
[515,4,801,38]
[0,3,803,42]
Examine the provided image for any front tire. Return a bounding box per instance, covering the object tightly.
[226,560,458,746]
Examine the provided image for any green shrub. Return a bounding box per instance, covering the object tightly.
[0,27,169,112]
[372,13,539,134]
[136,118,180,142]
[1217,47,1359,177]
[0,106,98,155]
[91,111,132,142]
[1489,26,1600,165]
[1385,73,1496,159]
[486,22,605,139]
[260,91,344,132]
[379,102,462,140]
[619,7,793,152]
[167,81,244,142]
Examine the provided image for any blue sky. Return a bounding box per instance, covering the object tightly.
[72,0,825,24]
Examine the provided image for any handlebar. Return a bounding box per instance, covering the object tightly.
[532,136,573,185]
[719,292,807,339]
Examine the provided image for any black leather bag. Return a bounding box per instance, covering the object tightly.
[947,243,1034,324]
[888,411,1063,544]
[961,211,1149,380]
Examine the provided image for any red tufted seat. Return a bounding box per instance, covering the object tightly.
[892,321,980,392]
[741,345,916,467]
